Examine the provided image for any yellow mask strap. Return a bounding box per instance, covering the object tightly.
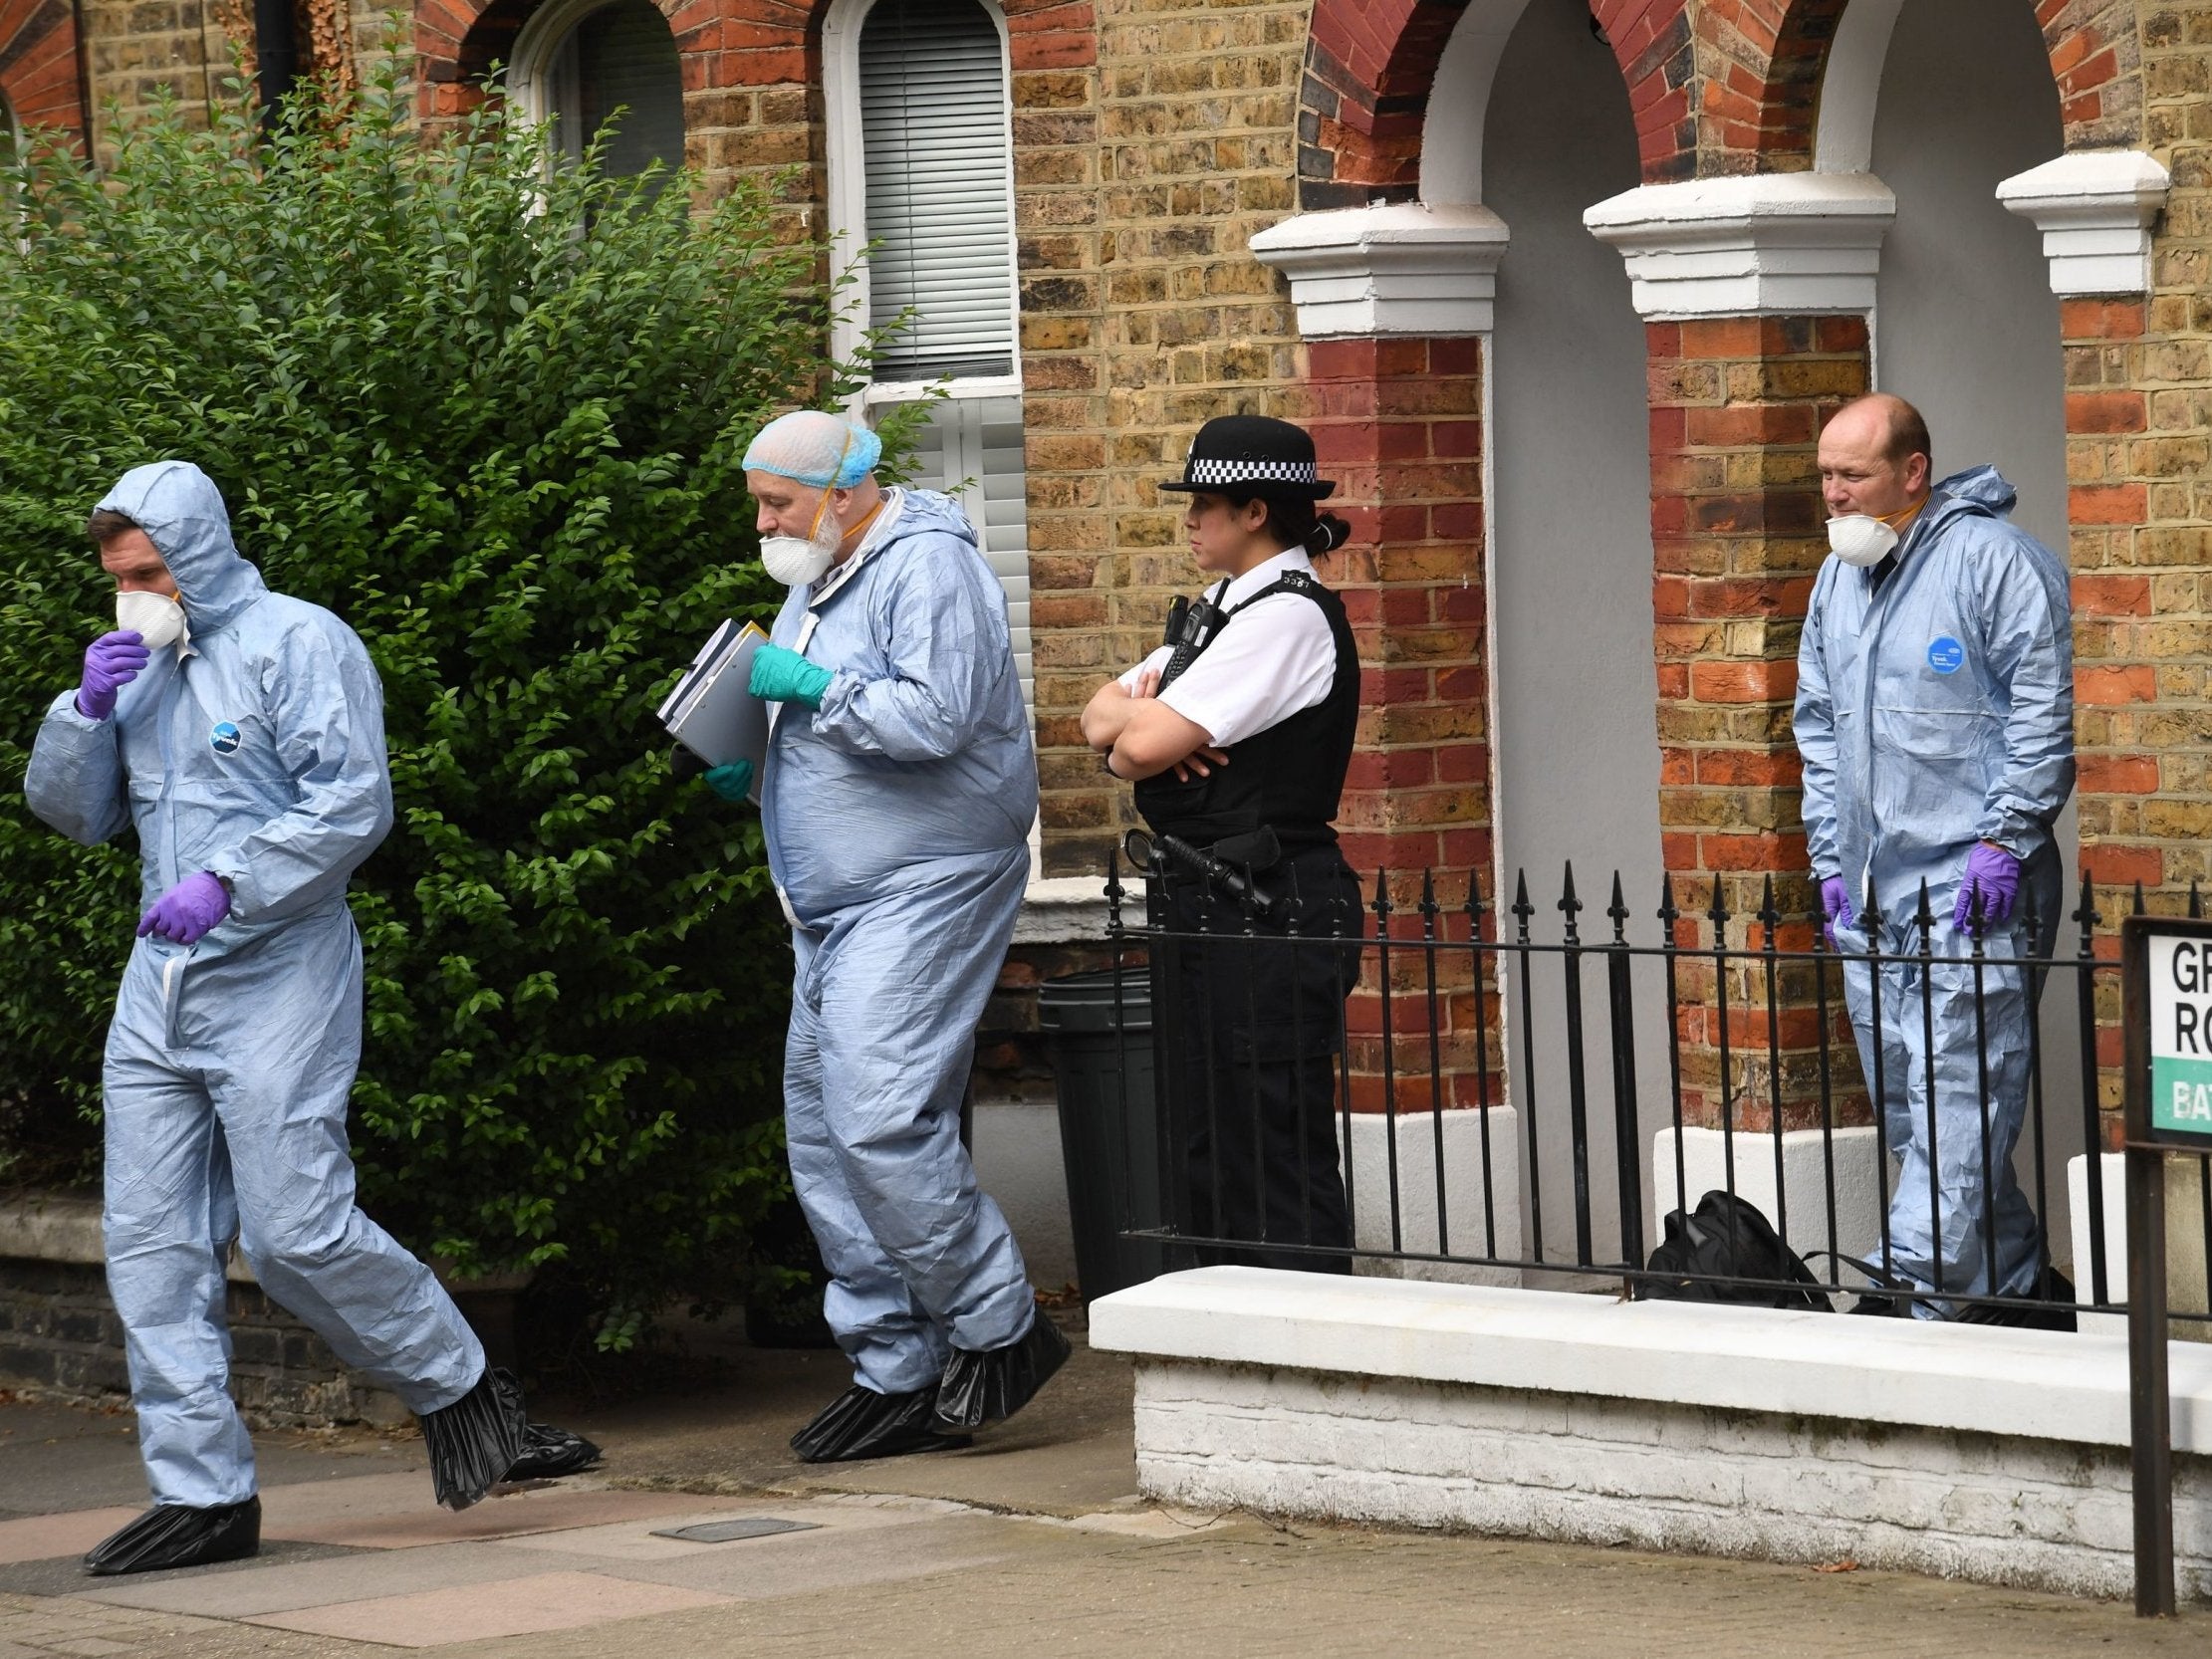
[802,425,859,542]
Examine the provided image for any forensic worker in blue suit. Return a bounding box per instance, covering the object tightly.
[1794,394,2076,1319]
[26,463,596,1576]
[701,410,1067,1463]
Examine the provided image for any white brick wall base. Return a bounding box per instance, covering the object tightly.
[1092,1269,2212,1602]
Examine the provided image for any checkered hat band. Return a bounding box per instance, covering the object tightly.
[1187,457,1317,486]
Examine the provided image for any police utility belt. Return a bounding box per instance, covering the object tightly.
[1128,572,1341,919]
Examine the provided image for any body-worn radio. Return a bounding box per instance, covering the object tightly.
[1158,588,1227,691]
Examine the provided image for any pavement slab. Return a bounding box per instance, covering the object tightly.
[575,1509,1050,1602]
[3,1325,2210,1656]
[0,1542,369,1604]
[238,1568,732,1648]
[0,1512,144,1570]
[586,1328,1140,1516]
[261,1476,715,1550]
[69,1541,562,1619]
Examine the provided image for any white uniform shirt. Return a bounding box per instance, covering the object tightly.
[1116,550,1339,747]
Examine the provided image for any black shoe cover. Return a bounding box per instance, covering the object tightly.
[420,1366,529,1511]
[934,1312,1072,1432]
[789,1384,973,1464]
[506,1420,604,1481]
[84,1497,261,1576]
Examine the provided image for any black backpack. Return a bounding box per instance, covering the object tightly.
[1638,1189,1832,1312]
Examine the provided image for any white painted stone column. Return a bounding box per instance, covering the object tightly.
[1249,202,1510,340]
[1580,174,1897,1251]
[1250,198,1525,1283]
[1653,1126,1883,1267]
[1582,173,1895,320]
[1997,150,2172,298]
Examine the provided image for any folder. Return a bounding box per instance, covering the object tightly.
[658,619,772,805]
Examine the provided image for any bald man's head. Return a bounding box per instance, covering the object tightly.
[1819,393,1932,520]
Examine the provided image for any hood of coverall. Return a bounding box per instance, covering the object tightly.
[95,461,268,636]
[1915,464,2018,538]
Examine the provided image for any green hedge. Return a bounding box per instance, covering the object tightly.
[0,60,881,1342]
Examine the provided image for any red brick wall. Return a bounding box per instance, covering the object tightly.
[1644,315,1869,1129]
[1297,336,1493,1110]
[1296,0,2144,205]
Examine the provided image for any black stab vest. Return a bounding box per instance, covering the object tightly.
[1133,570,1359,848]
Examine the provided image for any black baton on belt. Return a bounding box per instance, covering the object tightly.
[1122,828,1280,922]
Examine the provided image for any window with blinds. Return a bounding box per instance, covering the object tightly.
[903,395,1031,704]
[858,0,1017,381]
[551,0,685,184]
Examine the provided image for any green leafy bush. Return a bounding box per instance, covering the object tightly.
[0,59,872,1339]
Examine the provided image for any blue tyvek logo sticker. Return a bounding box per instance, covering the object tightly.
[209,721,242,755]
[1926,636,1964,675]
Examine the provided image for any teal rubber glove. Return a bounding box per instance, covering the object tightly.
[702,759,753,803]
[750,642,834,710]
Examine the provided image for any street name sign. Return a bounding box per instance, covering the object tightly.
[2131,919,2212,1147]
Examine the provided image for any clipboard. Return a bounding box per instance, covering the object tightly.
[657,619,771,805]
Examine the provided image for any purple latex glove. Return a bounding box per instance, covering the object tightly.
[1954,841,2020,932]
[136,872,231,945]
[77,630,149,721]
[1819,875,1854,946]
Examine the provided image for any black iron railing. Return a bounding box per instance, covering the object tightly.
[1098,847,2212,1327]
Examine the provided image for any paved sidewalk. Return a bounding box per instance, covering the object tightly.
[0,1327,2205,1657]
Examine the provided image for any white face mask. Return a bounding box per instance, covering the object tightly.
[760,529,838,587]
[117,589,188,651]
[1826,514,1900,569]
[759,480,847,587]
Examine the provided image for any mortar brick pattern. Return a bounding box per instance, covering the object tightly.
[1644,315,1867,1129]
[2073,7,2212,956]
[0,1257,410,1428]
[48,0,2212,1148]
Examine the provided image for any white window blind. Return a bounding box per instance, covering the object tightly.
[903,395,1031,704]
[858,0,1017,381]
[554,0,685,182]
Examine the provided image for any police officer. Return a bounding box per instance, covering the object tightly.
[1082,415,1360,1273]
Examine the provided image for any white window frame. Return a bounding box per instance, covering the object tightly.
[509,0,679,167]
[823,0,1025,404]
[826,0,1040,873]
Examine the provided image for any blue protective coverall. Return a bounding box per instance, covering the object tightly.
[24,462,482,1507]
[762,488,1040,1395]
[1794,465,2075,1313]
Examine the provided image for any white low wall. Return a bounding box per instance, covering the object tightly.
[1344,1107,1520,1288]
[1090,1268,2212,1600]
[2069,1153,2212,1342]
[1652,1125,1882,1269]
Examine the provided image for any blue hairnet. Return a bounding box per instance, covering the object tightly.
[743,410,882,488]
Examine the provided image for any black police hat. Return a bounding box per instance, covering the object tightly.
[1159,414,1337,501]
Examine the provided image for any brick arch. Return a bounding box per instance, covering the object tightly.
[1759,0,2145,169]
[419,0,1089,120]
[1299,0,2149,203]
[416,0,734,121]
[1300,0,1713,204]
[0,0,87,146]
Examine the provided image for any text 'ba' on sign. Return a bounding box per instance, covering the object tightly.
[2146,932,2212,1142]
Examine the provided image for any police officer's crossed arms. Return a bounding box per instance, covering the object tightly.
[1082,415,1363,1274]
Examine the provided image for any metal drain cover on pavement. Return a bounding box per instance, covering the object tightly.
[651,1518,822,1543]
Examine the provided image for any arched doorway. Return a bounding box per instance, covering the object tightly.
[1855,0,2085,1268]
[1479,0,1657,1262]
[1867,0,2067,547]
